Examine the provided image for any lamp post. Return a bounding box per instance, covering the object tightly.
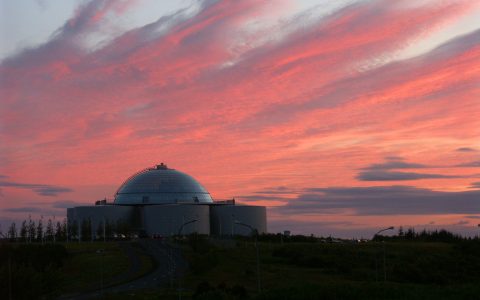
[175,218,198,300]
[177,219,198,236]
[374,226,395,239]
[234,221,261,293]
[374,226,394,283]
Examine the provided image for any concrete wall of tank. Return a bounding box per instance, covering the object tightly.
[67,205,134,238]
[210,205,267,236]
[142,204,210,236]
[67,204,266,237]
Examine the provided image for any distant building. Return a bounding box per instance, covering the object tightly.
[67,163,266,238]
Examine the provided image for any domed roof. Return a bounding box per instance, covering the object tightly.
[114,163,213,205]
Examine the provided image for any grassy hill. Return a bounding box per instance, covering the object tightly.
[180,235,480,300]
[1,233,479,300]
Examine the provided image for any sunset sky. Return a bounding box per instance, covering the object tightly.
[1,0,479,238]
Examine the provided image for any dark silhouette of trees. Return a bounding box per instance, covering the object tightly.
[376,227,466,243]
[68,220,78,241]
[36,219,43,243]
[0,243,68,299]
[28,219,35,243]
[61,219,68,240]
[20,220,28,243]
[45,219,54,242]
[55,221,62,241]
[7,223,17,241]
[54,219,67,242]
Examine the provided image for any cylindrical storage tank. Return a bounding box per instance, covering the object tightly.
[67,205,134,238]
[143,204,210,236]
[210,205,267,236]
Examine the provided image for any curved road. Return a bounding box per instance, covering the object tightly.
[59,239,187,300]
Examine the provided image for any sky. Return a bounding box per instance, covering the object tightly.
[1,0,479,238]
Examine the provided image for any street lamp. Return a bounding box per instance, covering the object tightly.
[374,226,395,239]
[373,226,394,283]
[234,220,261,293]
[177,219,198,236]
[175,218,198,300]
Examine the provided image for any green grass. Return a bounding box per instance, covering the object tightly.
[59,242,129,293]
[59,241,154,295]
[7,238,478,299]
[178,238,480,300]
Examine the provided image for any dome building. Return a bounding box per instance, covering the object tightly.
[115,163,213,205]
[67,163,267,238]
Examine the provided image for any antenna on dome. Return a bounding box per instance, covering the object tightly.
[156,163,168,170]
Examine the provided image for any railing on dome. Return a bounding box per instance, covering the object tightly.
[213,199,235,205]
[95,198,115,205]
[113,166,154,197]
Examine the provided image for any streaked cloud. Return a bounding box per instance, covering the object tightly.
[0,181,73,197]
[356,157,474,181]
[469,182,480,189]
[455,161,480,168]
[275,186,480,215]
[456,147,477,152]
[3,207,43,213]
[356,171,464,181]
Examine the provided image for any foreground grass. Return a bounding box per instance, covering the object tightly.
[178,237,480,300]
[98,237,480,300]
[4,237,480,299]
[0,241,155,299]
[59,242,130,294]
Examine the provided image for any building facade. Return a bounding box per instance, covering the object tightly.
[67,163,267,238]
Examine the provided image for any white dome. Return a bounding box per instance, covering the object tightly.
[114,163,213,205]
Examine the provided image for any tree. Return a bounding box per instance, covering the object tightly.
[45,219,54,242]
[28,219,36,243]
[61,218,67,241]
[20,220,28,243]
[8,222,17,242]
[55,221,63,242]
[68,220,78,241]
[36,219,44,243]
[405,228,415,240]
[398,226,404,237]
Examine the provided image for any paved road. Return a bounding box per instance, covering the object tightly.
[59,239,187,300]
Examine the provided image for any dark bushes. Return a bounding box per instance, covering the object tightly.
[0,243,68,299]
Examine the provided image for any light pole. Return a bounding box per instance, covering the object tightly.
[374,226,395,239]
[177,219,198,236]
[234,221,261,293]
[231,214,235,236]
[103,217,106,243]
[175,218,198,300]
[374,226,394,283]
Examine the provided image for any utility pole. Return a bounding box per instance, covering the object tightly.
[373,226,394,283]
[8,254,12,300]
[234,221,261,293]
[103,217,106,243]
